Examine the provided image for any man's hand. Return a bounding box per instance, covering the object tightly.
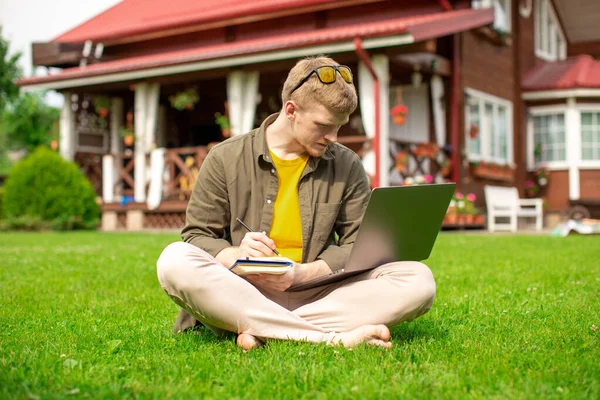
[246,265,298,291]
[239,232,278,258]
[246,259,332,291]
[215,232,278,269]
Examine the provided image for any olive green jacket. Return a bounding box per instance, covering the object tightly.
[181,113,371,273]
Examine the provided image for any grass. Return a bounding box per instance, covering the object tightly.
[0,232,598,399]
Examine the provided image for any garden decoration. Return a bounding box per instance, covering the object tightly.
[169,88,200,111]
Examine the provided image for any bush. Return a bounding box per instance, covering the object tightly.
[3,147,99,230]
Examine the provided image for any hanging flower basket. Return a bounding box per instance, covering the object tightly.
[214,112,231,138]
[390,104,408,126]
[93,96,111,118]
[169,88,200,111]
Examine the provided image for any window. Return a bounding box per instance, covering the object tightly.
[581,112,600,161]
[472,0,511,32]
[535,0,566,61]
[532,114,566,163]
[465,89,513,164]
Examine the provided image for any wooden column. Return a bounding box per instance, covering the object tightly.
[134,83,148,202]
[59,92,76,161]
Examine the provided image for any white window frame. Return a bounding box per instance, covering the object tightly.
[465,88,514,166]
[472,0,512,33]
[528,104,600,171]
[577,104,600,169]
[535,0,567,61]
[527,105,568,170]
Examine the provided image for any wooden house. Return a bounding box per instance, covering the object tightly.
[17,0,600,230]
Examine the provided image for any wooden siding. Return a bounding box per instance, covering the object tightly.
[580,170,600,199]
[461,30,515,100]
[545,170,570,210]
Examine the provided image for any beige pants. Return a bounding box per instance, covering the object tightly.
[157,241,436,343]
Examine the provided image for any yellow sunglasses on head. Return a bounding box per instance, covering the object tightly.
[290,65,353,95]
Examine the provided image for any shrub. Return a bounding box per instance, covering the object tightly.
[3,147,99,230]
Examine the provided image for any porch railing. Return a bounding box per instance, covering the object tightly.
[99,139,449,205]
[163,146,209,201]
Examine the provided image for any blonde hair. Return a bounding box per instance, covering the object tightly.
[282,56,358,114]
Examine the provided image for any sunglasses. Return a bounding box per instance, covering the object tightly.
[290,65,353,95]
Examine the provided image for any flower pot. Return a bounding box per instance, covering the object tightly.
[463,214,474,225]
[221,128,231,138]
[474,215,485,225]
[98,107,109,118]
[445,213,458,225]
[123,135,134,146]
[392,114,406,126]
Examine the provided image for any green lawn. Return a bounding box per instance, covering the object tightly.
[1,232,598,399]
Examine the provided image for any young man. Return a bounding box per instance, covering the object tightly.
[157,56,436,350]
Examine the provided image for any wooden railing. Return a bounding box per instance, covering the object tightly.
[388,138,450,182]
[89,139,450,205]
[113,152,135,198]
[163,146,209,201]
[75,152,103,196]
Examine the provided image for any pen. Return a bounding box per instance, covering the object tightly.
[235,217,282,256]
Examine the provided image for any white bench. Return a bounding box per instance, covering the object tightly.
[484,185,544,232]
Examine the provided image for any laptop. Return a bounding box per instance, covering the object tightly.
[287,183,456,292]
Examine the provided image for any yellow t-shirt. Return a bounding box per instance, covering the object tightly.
[269,150,309,263]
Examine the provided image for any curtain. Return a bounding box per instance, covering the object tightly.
[358,54,389,185]
[431,74,446,147]
[227,70,260,136]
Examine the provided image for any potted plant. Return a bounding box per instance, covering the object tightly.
[390,104,408,126]
[120,111,135,146]
[169,88,200,111]
[215,112,231,138]
[395,151,409,173]
[93,96,111,118]
[444,201,458,225]
[462,193,477,225]
[534,165,549,187]
[524,180,540,198]
[120,127,135,146]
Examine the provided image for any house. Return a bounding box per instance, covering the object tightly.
[17,0,600,230]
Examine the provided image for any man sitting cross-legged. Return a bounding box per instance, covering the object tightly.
[156,56,436,350]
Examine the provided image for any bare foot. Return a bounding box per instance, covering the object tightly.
[331,325,392,349]
[236,333,264,351]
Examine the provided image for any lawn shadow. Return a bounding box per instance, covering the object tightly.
[390,319,448,343]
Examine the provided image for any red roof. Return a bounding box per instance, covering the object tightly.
[55,0,371,43]
[522,55,600,91]
[20,8,493,88]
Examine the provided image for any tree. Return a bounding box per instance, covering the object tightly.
[0,26,21,114]
[2,93,60,152]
